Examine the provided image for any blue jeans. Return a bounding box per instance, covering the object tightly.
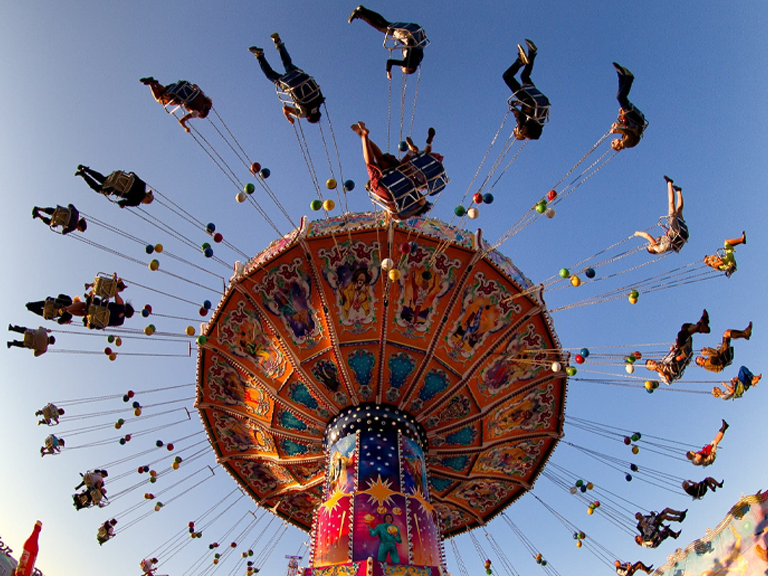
[257,43,297,84]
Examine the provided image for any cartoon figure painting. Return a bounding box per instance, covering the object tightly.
[366,513,402,563]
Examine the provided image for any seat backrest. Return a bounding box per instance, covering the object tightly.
[386,23,429,48]
[87,304,111,330]
[165,81,201,105]
[103,171,136,196]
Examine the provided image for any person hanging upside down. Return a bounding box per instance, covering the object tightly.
[687,419,728,466]
[351,121,431,219]
[634,176,688,254]
[75,165,153,208]
[712,366,761,400]
[503,39,550,140]
[634,508,685,548]
[40,434,65,456]
[696,321,752,372]
[645,310,710,384]
[611,63,647,150]
[140,77,212,132]
[97,519,117,546]
[32,204,87,234]
[614,560,654,576]
[249,34,325,124]
[635,508,687,532]
[704,232,746,278]
[634,524,680,548]
[7,325,55,356]
[36,403,65,426]
[682,477,723,500]
[348,5,425,78]
[75,469,108,491]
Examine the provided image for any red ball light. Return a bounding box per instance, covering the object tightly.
[548,190,557,201]
[399,243,411,254]
[144,304,153,314]
[167,443,174,451]
[127,390,135,398]
[213,233,223,243]
[473,193,484,204]
[199,307,209,317]
[250,162,262,176]
[575,354,584,364]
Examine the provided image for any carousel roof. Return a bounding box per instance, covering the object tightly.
[196,212,567,536]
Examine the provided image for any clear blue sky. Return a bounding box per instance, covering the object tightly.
[1,2,766,576]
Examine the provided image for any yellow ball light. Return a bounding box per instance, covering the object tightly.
[149,260,159,271]
[114,337,122,347]
[576,541,582,548]
[326,178,337,190]
[388,268,401,281]
[154,244,163,254]
[323,199,335,211]
[631,445,639,455]
[587,508,594,515]
[109,353,117,361]
[645,381,653,390]
[570,276,581,287]
[185,326,195,336]
[628,297,638,305]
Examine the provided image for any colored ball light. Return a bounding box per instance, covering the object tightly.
[576,540,582,548]
[548,189,558,201]
[231,542,237,548]
[483,193,494,204]
[206,222,216,234]
[154,244,163,254]
[629,289,640,299]
[551,362,561,372]
[118,418,126,425]
[204,247,214,258]
[626,354,636,363]
[380,258,394,271]
[185,326,195,336]
[410,241,417,251]
[250,162,261,175]
[199,307,209,316]
[144,305,152,314]
[326,178,337,190]
[149,477,156,484]
[623,436,631,445]
[213,232,223,243]
[203,300,212,310]
[631,445,639,455]
[109,353,117,361]
[422,270,432,280]
[575,479,584,487]
[259,168,270,179]
[201,242,211,251]
[544,207,556,218]
[119,438,126,445]
[115,422,122,430]
[132,401,141,409]
[592,503,599,509]
[467,207,479,219]
[107,334,115,343]
[535,201,547,213]
[570,275,581,287]
[625,474,632,481]
[559,268,570,278]
[388,269,401,281]
[454,205,466,217]
[585,268,596,279]
[629,297,638,305]
[123,395,129,403]
[114,337,122,347]
[197,335,208,346]
[399,242,411,254]
[145,244,154,254]
[236,192,247,203]
[398,140,408,152]
[343,179,355,192]
[580,348,590,358]
[323,199,335,211]
[566,366,577,376]
[172,462,179,470]
[141,308,150,318]
[580,485,587,493]
[188,522,195,528]
[144,325,155,336]
[310,199,322,211]
[644,381,653,390]
[625,364,635,374]
[174,456,183,463]
[630,463,638,472]
[244,183,255,194]
[149,259,159,271]
[633,351,642,359]
[587,508,594,515]
[586,482,594,490]
[167,443,174,451]
[575,354,584,364]
[631,433,641,441]
[134,408,142,416]
[105,347,113,355]
[156,440,164,448]
[124,434,132,441]
[473,193,484,204]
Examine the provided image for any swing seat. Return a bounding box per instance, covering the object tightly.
[384,23,429,49]
[163,80,201,113]
[47,205,74,234]
[102,171,136,198]
[86,304,111,330]
[42,297,62,320]
[368,152,448,218]
[508,86,551,125]
[658,215,689,253]
[92,273,119,300]
[659,343,693,384]
[91,487,109,508]
[276,70,324,108]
